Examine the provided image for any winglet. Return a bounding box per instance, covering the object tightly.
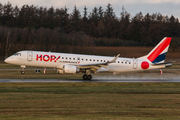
[108,54,120,63]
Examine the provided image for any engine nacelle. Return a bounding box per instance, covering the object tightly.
[63,65,79,73]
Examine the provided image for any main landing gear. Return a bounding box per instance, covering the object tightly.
[82,74,92,80]
[82,69,92,80]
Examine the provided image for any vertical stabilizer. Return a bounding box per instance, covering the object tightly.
[138,37,171,63]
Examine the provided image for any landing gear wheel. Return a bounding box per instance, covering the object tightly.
[21,65,26,75]
[21,71,25,74]
[83,74,87,80]
[87,75,92,80]
[82,74,92,80]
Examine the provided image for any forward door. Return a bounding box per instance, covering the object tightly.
[27,51,33,61]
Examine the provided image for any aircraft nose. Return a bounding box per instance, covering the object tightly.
[4,58,8,63]
[4,57,10,63]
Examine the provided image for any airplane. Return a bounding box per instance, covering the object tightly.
[4,37,172,80]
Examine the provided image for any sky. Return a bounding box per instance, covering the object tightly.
[1,0,180,19]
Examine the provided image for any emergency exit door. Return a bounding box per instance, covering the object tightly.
[77,57,80,64]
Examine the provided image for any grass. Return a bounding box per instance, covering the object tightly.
[0,62,180,79]
[2,45,180,63]
[0,45,180,119]
[0,70,83,79]
[1,63,180,119]
[0,62,82,79]
[50,45,180,60]
[54,45,180,62]
[0,83,180,119]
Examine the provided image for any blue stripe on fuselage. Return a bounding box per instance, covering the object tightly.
[152,52,167,63]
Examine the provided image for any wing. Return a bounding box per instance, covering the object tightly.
[75,54,120,73]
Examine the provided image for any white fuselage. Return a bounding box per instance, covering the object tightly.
[4,51,165,73]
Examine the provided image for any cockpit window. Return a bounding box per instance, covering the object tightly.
[14,53,21,56]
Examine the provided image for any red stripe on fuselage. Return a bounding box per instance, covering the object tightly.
[148,37,171,62]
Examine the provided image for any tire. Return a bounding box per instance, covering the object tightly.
[21,71,25,74]
[83,74,87,80]
[87,75,92,80]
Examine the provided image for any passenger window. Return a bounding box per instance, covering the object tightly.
[69,58,71,60]
[104,60,106,62]
[82,59,84,61]
[62,57,64,59]
[101,60,102,62]
[73,58,75,60]
[121,62,123,64]
[66,57,68,59]
[97,60,99,62]
[90,59,92,61]
[93,59,95,61]
[118,61,119,63]
[86,59,88,61]
[78,58,80,60]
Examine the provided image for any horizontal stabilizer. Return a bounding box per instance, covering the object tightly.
[151,62,174,67]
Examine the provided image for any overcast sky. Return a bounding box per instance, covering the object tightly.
[1,0,180,19]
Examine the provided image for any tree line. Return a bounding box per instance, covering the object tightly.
[0,2,180,59]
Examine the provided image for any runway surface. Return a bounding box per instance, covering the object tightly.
[1,78,180,83]
[1,68,180,83]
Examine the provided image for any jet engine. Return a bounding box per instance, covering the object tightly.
[63,65,79,73]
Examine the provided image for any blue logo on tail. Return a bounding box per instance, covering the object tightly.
[152,52,167,63]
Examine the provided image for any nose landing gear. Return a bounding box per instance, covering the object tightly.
[21,65,26,74]
[21,71,25,74]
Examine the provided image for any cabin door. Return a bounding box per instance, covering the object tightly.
[27,51,33,61]
[133,58,138,69]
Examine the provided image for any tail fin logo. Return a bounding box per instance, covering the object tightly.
[147,37,171,63]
